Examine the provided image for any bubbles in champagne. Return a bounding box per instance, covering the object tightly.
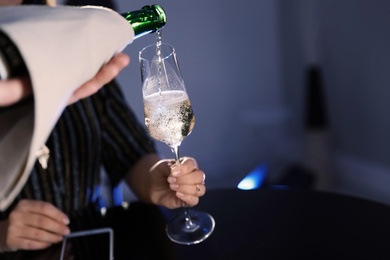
[144,90,195,148]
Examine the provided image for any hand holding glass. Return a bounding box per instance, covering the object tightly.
[139,43,215,245]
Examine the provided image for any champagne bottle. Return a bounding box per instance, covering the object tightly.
[0,5,167,80]
[122,4,167,40]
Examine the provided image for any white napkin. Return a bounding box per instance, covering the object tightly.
[0,5,134,211]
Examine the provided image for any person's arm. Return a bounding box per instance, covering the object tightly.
[0,52,129,107]
[125,153,206,209]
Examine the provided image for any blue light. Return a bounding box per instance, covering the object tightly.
[237,163,268,190]
[237,178,258,190]
[112,183,124,206]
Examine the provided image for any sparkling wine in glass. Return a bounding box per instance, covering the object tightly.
[139,41,215,245]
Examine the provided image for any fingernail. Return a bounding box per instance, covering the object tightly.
[168,176,177,183]
[171,168,181,177]
[170,184,179,189]
[177,192,184,197]
[63,217,70,225]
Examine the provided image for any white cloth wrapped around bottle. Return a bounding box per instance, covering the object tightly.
[0,5,134,211]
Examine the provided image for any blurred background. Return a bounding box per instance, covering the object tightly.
[109,0,390,205]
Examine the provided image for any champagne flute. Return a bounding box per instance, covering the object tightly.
[139,42,215,245]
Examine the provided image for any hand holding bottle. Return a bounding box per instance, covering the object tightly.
[0,52,130,107]
[67,52,130,105]
[0,4,165,107]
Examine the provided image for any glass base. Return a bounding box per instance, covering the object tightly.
[166,209,215,245]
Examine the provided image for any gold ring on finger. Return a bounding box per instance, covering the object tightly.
[196,183,201,193]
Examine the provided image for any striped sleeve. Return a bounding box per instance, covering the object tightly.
[94,80,156,185]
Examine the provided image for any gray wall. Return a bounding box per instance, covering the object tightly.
[279,0,390,203]
[321,0,390,165]
[319,0,390,203]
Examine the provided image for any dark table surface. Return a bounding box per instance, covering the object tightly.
[165,188,390,260]
[3,187,390,260]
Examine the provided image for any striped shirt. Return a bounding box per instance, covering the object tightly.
[11,80,155,215]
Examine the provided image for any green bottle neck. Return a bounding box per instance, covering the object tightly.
[122,5,167,40]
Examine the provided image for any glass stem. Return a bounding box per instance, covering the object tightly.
[171,146,195,229]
